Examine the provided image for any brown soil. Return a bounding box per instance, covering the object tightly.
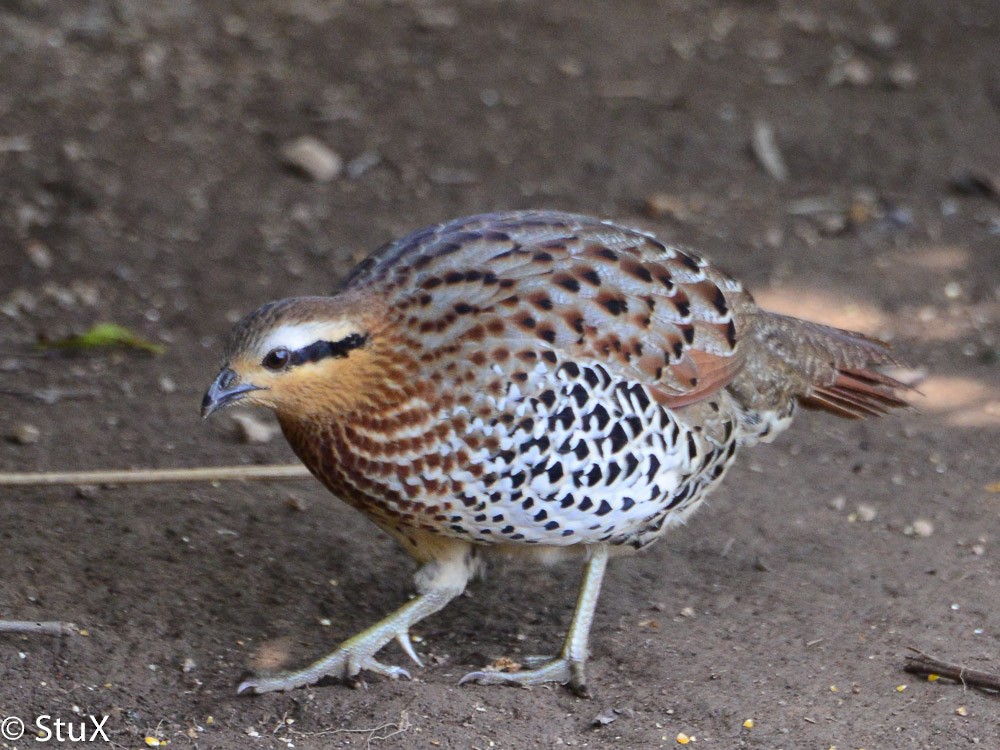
[2,2,999,748]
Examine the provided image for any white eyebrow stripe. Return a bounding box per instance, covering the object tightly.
[259,322,357,355]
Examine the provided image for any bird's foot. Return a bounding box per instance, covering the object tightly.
[238,628,423,695]
[459,654,589,697]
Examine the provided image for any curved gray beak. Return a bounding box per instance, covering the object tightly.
[201,368,262,418]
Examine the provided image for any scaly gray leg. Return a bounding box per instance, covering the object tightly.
[460,543,609,696]
[238,542,475,694]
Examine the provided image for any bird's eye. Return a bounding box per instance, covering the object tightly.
[262,347,291,371]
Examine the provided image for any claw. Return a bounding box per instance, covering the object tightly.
[396,630,424,668]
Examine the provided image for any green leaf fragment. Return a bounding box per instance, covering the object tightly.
[39,323,166,355]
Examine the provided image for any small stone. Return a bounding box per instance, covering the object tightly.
[182,657,197,673]
[280,136,342,182]
[285,495,308,512]
[911,519,934,537]
[888,61,918,89]
[644,193,690,221]
[26,241,53,270]
[944,281,962,299]
[231,413,275,443]
[346,150,381,179]
[830,58,874,87]
[415,6,459,30]
[828,495,847,511]
[856,504,877,522]
[158,376,177,394]
[9,423,41,445]
[75,485,99,500]
[869,24,899,51]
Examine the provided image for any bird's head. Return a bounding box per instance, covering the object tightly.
[201,295,386,420]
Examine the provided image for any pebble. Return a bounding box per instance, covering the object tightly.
[8,423,41,445]
[644,193,690,221]
[280,136,342,182]
[888,61,918,89]
[26,241,53,270]
[346,150,381,179]
[903,518,935,537]
[856,504,877,523]
[830,58,874,87]
[231,412,275,443]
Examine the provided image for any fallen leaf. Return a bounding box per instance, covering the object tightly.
[39,323,165,355]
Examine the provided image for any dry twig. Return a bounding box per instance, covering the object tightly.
[0,464,312,487]
[904,647,1000,692]
[0,620,76,636]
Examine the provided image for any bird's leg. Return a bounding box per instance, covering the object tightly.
[460,543,609,696]
[238,541,475,695]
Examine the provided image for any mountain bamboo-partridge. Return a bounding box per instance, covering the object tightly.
[203,210,909,695]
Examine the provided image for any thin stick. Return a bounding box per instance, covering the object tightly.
[904,647,1000,692]
[0,620,76,636]
[0,464,312,487]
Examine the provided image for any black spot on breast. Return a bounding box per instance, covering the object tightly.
[624,415,643,437]
[578,496,594,512]
[595,500,613,516]
[674,298,691,317]
[599,296,628,316]
[582,368,599,388]
[682,326,695,344]
[555,274,580,292]
[579,268,601,286]
[686,432,698,460]
[725,319,737,347]
[573,440,589,460]
[560,494,575,508]
[534,509,548,522]
[591,403,611,431]
[621,496,636,512]
[711,287,729,315]
[521,435,551,455]
[609,423,628,452]
[679,253,701,271]
[585,465,603,485]
[647,454,661,480]
[606,461,622,484]
[544,520,560,531]
[552,406,574,430]
[510,472,526,489]
[539,390,557,409]
[570,383,589,408]
[560,361,580,379]
[623,452,639,477]
[547,463,564,482]
[521,497,534,510]
[668,483,691,509]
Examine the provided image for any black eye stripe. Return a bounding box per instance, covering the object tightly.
[288,333,368,367]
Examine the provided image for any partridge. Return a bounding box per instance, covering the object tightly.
[203,210,909,695]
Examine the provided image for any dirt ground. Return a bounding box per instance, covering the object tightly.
[2,1,999,748]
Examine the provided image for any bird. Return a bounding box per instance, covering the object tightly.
[202,210,910,695]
